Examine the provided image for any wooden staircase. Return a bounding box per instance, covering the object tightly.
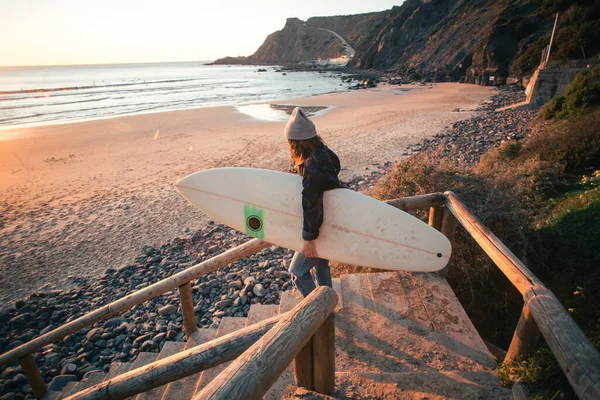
[51,272,510,399]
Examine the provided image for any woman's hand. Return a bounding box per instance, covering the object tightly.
[302,240,317,258]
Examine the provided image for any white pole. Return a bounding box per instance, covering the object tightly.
[545,12,559,66]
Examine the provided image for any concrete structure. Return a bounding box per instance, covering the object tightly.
[526,67,584,107]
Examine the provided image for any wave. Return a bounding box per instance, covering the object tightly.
[0,77,203,95]
[0,80,250,102]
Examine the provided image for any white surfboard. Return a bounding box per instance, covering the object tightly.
[175,168,451,272]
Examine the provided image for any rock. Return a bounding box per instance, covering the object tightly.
[228,280,243,290]
[158,304,177,316]
[166,330,178,340]
[253,284,266,297]
[133,334,152,345]
[86,328,104,340]
[274,271,289,279]
[9,313,34,327]
[153,332,166,342]
[140,340,154,351]
[60,363,77,375]
[45,353,62,368]
[215,299,233,309]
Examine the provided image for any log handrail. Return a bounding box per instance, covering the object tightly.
[385,192,445,211]
[443,191,600,399]
[443,191,542,295]
[0,239,269,367]
[65,312,288,400]
[195,286,338,400]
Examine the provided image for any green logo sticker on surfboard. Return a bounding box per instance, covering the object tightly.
[244,205,264,239]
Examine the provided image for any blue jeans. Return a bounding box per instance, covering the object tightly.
[288,251,332,297]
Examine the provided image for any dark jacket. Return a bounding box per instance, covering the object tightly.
[299,144,341,241]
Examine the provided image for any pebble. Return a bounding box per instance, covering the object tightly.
[157,305,177,316]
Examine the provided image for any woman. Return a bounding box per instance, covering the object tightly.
[284,107,341,297]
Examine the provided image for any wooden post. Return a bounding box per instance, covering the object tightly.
[179,282,197,339]
[439,207,457,278]
[312,314,335,394]
[195,287,338,400]
[505,303,541,364]
[294,340,314,390]
[428,207,443,231]
[20,354,46,399]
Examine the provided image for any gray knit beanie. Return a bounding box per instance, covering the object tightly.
[284,107,317,140]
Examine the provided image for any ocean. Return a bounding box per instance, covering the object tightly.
[0,62,351,131]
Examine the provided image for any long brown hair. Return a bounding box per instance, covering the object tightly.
[288,135,324,172]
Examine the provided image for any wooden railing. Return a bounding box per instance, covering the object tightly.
[195,286,337,399]
[0,239,270,397]
[2,192,599,399]
[66,312,287,400]
[444,191,600,400]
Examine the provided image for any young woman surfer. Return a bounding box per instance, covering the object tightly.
[284,107,342,297]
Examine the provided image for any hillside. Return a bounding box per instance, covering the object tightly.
[213,0,600,82]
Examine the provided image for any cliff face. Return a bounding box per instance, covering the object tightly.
[350,0,552,81]
[213,1,599,82]
[212,11,392,65]
[245,17,346,64]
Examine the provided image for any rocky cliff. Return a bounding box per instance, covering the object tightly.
[212,12,391,65]
[213,0,600,82]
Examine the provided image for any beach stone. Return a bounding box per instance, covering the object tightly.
[228,280,243,290]
[45,353,62,368]
[215,299,232,309]
[9,313,34,327]
[153,332,166,342]
[86,328,104,341]
[60,363,77,375]
[133,334,152,345]
[253,284,266,297]
[166,330,177,340]
[140,340,154,351]
[158,305,177,316]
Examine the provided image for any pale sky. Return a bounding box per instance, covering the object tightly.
[0,0,403,66]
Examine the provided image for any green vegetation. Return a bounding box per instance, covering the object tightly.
[371,73,600,398]
[514,0,600,74]
[544,65,600,119]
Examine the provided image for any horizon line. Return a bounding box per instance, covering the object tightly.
[0,59,220,68]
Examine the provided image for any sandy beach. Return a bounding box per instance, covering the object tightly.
[0,83,492,303]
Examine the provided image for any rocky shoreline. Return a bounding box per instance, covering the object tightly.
[0,85,535,399]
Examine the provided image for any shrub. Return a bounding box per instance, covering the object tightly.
[544,65,600,120]
[527,108,600,174]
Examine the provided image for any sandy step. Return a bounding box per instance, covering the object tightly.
[60,381,79,397]
[136,341,186,400]
[194,317,247,393]
[336,272,496,374]
[278,290,303,314]
[40,390,62,400]
[121,352,159,400]
[104,361,133,381]
[62,370,106,397]
[246,304,279,327]
[332,278,343,312]
[332,371,511,399]
[161,329,217,400]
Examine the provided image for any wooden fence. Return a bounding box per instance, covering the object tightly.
[1,192,599,399]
